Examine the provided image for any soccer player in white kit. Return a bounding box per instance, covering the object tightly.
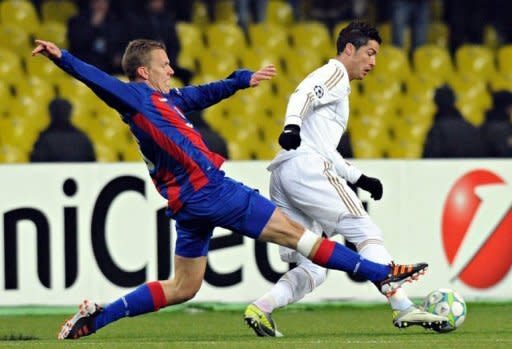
[244,21,448,337]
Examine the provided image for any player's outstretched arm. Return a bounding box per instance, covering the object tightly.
[31,39,139,114]
[173,64,276,113]
[32,39,62,60]
[249,64,276,87]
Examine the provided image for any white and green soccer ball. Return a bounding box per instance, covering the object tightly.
[423,288,467,333]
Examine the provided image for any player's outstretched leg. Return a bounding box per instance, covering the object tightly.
[58,300,103,340]
[57,281,167,340]
[244,304,283,337]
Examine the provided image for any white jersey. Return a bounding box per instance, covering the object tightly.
[268,59,362,183]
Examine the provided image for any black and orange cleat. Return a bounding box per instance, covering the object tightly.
[58,300,102,340]
[379,262,428,297]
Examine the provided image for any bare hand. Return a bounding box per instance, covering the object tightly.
[250,64,276,87]
[32,39,62,60]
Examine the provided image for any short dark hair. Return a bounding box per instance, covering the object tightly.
[336,21,382,55]
[121,39,167,81]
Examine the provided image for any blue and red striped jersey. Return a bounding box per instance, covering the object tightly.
[56,50,253,214]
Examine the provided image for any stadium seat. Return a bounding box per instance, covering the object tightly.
[0,144,29,163]
[94,141,119,162]
[0,24,31,56]
[176,22,204,71]
[374,45,410,82]
[27,55,68,81]
[0,113,42,152]
[35,21,68,49]
[266,0,293,26]
[56,77,98,112]
[449,73,488,109]
[455,100,485,126]
[271,75,294,99]
[41,0,78,24]
[378,22,411,51]
[289,21,332,59]
[413,45,454,83]
[351,138,384,159]
[497,45,512,75]
[387,139,423,158]
[198,50,238,76]
[214,0,237,24]
[363,74,403,104]
[0,0,40,34]
[489,73,512,92]
[376,22,392,45]
[238,49,279,72]
[0,48,24,86]
[284,49,323,82]
[0,81,12,117]
[121,136,142,162]
[427,21,449,48]
[404,75,441,102]
[455,44,496,80]
[15,75,56,104]
[192,1,210,27]
[205,23,247,53]
[248,23,290,60]
[9,95,50,129]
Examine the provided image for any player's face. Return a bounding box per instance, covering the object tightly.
[147,48,175,94]
[352,39,379,80]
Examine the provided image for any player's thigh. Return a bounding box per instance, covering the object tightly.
[278,155,366,234]
[174,219,214,258]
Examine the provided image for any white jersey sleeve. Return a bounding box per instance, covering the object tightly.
[283,61,349,127]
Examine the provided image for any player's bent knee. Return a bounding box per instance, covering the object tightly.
[259,208,304,248]
[308,265,327,287]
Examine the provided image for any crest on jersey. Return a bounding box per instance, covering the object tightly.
[314,85,324,98]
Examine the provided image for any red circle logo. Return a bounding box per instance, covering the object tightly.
[442,169,512,288]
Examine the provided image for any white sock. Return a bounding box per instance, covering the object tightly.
[358,241,413,311]
[254,266,322,313]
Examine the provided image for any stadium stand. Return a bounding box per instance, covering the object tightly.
[1,0,511,162]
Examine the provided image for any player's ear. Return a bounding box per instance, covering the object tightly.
[345,43,354,56]
[136,66,149,80]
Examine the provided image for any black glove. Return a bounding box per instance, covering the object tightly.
[278,124,301,150]
[355,174,383,200]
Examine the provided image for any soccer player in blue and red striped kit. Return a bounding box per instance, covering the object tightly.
[31,39,428,340]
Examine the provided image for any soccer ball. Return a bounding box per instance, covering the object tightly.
[422,288,467,333]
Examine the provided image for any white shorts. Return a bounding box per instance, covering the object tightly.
[270,153,384,262]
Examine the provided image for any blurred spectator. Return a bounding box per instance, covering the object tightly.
[127,0,192,84]
[309,0,355,32]
[444,0,489,52]
[167,0,216,22]
[493,0,512,44]
[188,111,229,158]
[30,98,96,162]
[391,0,429,51]
[235,0,268,33]
[67,0,125,74]
[481,91,512,157]
[423,85,486,158]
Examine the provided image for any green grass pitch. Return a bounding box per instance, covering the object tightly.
[0,303,510,348]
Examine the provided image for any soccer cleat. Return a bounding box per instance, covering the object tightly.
[379,262,428,297]
[244,304,283,337]
[58,300,102,340]
[393,305,449,331]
